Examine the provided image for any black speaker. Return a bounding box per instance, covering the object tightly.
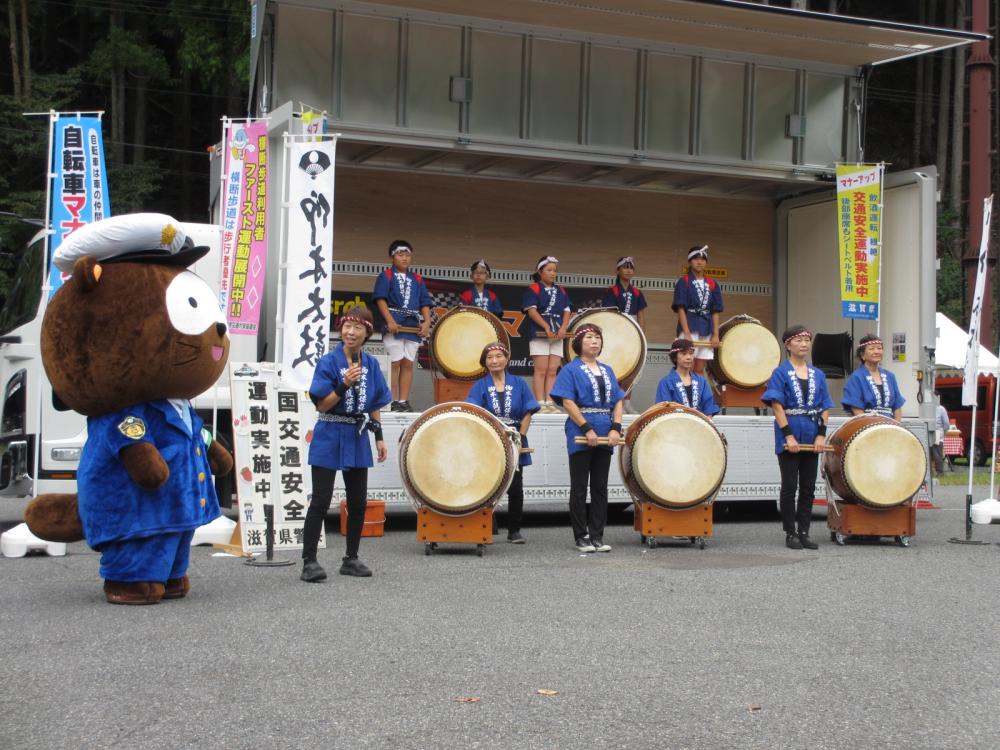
[812,332,853,379]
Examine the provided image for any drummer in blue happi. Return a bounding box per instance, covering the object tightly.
[841,334,904,420]
[466,341,539,544]
[654,338,720,418]
[761,326,834,552]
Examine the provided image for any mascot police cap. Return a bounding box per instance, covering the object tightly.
[54,213,209,274]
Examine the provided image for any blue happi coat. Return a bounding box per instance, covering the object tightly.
[521,282,572,338]
[466,372,540,467]
[308,344,392,470]
[761,361,835,454]
[672,273,724,337]
[550,358,625,455]
[460,287,504,318]
[372,267,433,342]
[655,370,720,417]
[841,365,905,418]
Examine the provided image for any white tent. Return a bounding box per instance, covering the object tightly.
[935,311,1000,375]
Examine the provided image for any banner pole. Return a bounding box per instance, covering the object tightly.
[274,131,291,371]
[875,162,885,338]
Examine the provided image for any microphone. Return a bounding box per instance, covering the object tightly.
[351,350,361,399]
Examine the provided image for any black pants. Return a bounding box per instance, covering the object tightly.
[777,451,819,535]
[505,470,524,533]
[930,443,946,474]
[568,448,612,541]
[302,466,368,562]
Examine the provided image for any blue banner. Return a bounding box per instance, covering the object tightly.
[48,116,111,296]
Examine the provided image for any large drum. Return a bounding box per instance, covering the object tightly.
[430,306,509,381]
[399,402,519,515]
[563,308,647,391]
[708,315,781,388]
[619,402,728,509]
[824,414,927,507]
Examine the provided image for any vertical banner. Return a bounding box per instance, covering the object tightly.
[48,115,111,296]
[835,163,883,321]
[281,138,337,390]
[300,109,327,141]
[220,119,269,335]
[230,361,319,553]
[963,195,995,406]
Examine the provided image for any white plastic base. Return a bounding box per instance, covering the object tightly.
[970,498,1000,525]
[0,523,68,558]
[191,515,237,546]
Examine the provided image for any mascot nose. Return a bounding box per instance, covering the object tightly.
[216,322,227,338]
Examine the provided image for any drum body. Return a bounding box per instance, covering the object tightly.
[399,402,518,515]
[619,402,727,509]
[708,315,781,388]
[563,308,647,391]
[824,414,927,507]
[431,306,509,381]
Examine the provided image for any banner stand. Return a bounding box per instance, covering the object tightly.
[244,504,295,566]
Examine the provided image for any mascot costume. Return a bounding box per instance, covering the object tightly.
[24,214,234,605]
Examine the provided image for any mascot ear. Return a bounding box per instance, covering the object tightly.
[71,256,103,293]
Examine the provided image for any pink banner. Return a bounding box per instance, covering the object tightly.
[223,119,269,335]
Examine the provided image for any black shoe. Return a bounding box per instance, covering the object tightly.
[575,536,596,553]
[399,400,414,412]
[785,533,803,550]
[300,560,327,582]
[339,557,372,577]
[507,531,526,544]
[390,401,403,412]
[798,533,818,550]
[592,538,612,552]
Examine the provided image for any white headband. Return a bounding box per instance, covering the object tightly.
[616,256,635,269]
[536,256,559,271]
[473,260,489,272]
[391,245,412,256]
[687,245,709,261]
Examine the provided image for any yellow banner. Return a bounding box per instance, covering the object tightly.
[835,164,883,320]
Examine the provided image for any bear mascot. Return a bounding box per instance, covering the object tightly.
[24,213,234,605]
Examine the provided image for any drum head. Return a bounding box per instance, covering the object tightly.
[632,412,726,507]
[717,323,781,388]
[433,309,504,380]
[565,310,645,387]
[843,424,926,506]
[404,411,508,513]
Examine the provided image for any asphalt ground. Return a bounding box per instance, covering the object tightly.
[2,485,999,750]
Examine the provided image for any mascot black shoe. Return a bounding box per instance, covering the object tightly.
[24,214,234,605]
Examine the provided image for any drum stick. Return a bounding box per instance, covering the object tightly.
[692,341,720,348]
[519,447,535,454]
[395,325,424,335]
[783,443,835,453]
[573,436,623,446]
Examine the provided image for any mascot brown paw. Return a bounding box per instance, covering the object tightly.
[24,493,84,543]
[163,575,191,600]
[103,580,166,605]
[207,440,234,478]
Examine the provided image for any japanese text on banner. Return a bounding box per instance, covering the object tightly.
[835,164,883,321]
[230,361,318,553]
[220,120,269,335]
[48,116,111,297]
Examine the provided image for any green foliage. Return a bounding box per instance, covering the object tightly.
[937,254,965,327]
[87,26,170,84]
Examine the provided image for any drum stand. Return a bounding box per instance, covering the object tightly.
[634,502,712,550]
[715,383,767,414]
[826,500,916,547]
[417,506,493,556]
[432,378,474,404]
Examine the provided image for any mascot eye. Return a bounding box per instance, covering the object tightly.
[166,271,226,336]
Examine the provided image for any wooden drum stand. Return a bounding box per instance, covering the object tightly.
[634,501,713,550]
[826,501,916,547]
[417,506,492,556]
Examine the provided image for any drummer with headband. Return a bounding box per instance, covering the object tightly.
[550,324,625,553]
[372,239,433,412]
[762,326,834,551]
[301,307,392,582]
[672,245,724,374]
[655,338,720,418]
[460,259,504,318]
[841,334,905,420]
[522,256,573,412]
[466,341,540,544]
[602,256,647,332]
